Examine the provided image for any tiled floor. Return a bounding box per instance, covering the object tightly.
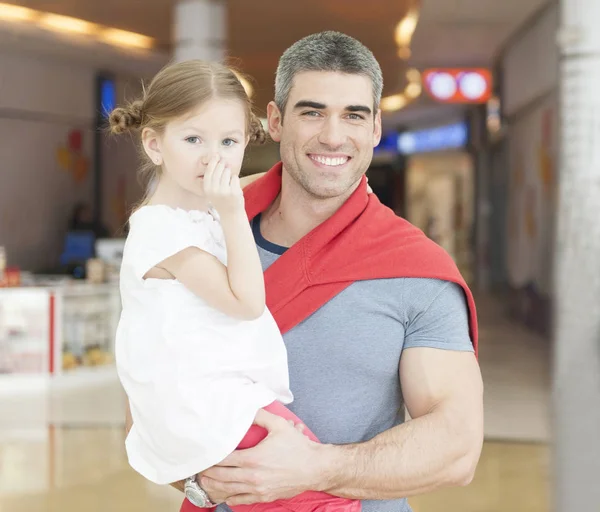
[0,428,550,512]
[475,293,551,442]
[0,293,552,511]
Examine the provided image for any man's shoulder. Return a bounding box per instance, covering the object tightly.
[349,276,463,303]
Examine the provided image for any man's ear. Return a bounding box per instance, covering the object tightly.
[373,109,382,148]
[267,101,283,143]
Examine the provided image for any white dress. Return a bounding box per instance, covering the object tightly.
[115,205,293,485]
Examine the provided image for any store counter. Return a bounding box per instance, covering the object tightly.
[0,280,120,393]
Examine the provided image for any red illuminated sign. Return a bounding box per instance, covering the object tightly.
[422,68,493,104]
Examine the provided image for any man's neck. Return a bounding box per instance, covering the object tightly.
[260,168,360,248]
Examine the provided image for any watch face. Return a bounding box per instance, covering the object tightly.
[185,482,208,508]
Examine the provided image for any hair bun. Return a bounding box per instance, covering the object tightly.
[249,113,267,145]
[109,100,144,135]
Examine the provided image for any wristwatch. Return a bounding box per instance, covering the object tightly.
[184,475,217,508]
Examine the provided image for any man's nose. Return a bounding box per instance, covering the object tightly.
[317,118,347,149]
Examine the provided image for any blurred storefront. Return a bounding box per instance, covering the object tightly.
[372,120,476,284]
[494,3,559,337]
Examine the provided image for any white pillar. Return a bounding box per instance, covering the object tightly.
[173,0,226,63]
[554,0,600,510]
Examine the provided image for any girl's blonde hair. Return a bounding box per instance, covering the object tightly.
[108,60,266,193]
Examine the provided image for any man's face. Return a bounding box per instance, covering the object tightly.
[267,71,382,199]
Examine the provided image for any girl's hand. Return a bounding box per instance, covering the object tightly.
[203,155,244,215]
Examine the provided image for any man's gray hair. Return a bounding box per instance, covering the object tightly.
[275,31,383,115]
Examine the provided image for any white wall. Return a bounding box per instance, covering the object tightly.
[505,92,558,295]
[0,29,167,272]
[502,3,559,117]
[0,22,284,271]
[499,2,559,334]
[0,51,96,272]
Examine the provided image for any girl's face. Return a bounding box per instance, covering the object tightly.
[144,97,248,201]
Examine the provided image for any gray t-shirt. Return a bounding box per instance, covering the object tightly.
[218,216,474,512]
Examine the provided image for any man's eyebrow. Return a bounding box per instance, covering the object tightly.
[292,101,372,116]
[293,100,327,110]
[345,105,372,115]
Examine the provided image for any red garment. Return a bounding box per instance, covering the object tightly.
[180,161,478,512]
[245,162,478,352]
[181,402,361,512]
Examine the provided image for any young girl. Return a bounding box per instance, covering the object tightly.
[110,60,360,512]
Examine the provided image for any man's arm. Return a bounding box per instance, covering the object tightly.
[201,282,483,506]
[317,347,483,499]
[124,398,186,493]
[202,348,483,505]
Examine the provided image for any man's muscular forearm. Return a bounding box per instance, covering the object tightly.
[125,399,186,493]
[316,403,482,500]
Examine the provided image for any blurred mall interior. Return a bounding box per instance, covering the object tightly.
[1,0,599,511]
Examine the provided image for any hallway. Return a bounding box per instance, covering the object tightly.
[0,293,552,512]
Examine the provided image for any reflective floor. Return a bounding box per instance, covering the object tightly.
[0,427,550,512]
[0,293,552,512]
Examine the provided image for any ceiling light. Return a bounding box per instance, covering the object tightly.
[0,2,36,21]
[405,82,422,99]
[40,13,96,35]
[406,68,421,83]
[394,9,419,47]
[381,94,407,112]
[100,28,154,50]
[397,47,411,60]
[0,5,156,52]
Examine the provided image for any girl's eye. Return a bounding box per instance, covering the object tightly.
[222,138,237,147]
[185,136,201,144]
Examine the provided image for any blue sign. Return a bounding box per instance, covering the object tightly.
[397,122,468,155]
[100,77,116,118]
[374,132,399,152]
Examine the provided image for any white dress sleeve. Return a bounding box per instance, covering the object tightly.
[126,205,220,280]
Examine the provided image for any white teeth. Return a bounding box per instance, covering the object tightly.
[312,155,348,166]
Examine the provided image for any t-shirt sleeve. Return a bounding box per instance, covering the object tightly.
[403,280,474,352]
[126,207,215,281]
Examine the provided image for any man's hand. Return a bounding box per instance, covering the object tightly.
[199,409,325,506]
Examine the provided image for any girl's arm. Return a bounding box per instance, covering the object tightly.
[157,156,265,321]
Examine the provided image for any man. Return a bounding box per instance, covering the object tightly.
[127,31,483,512]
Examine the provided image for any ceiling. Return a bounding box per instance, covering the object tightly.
[6,0,414,113]
[5,0,550,126]
[382,0,550,127]
[411,0,549,67]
